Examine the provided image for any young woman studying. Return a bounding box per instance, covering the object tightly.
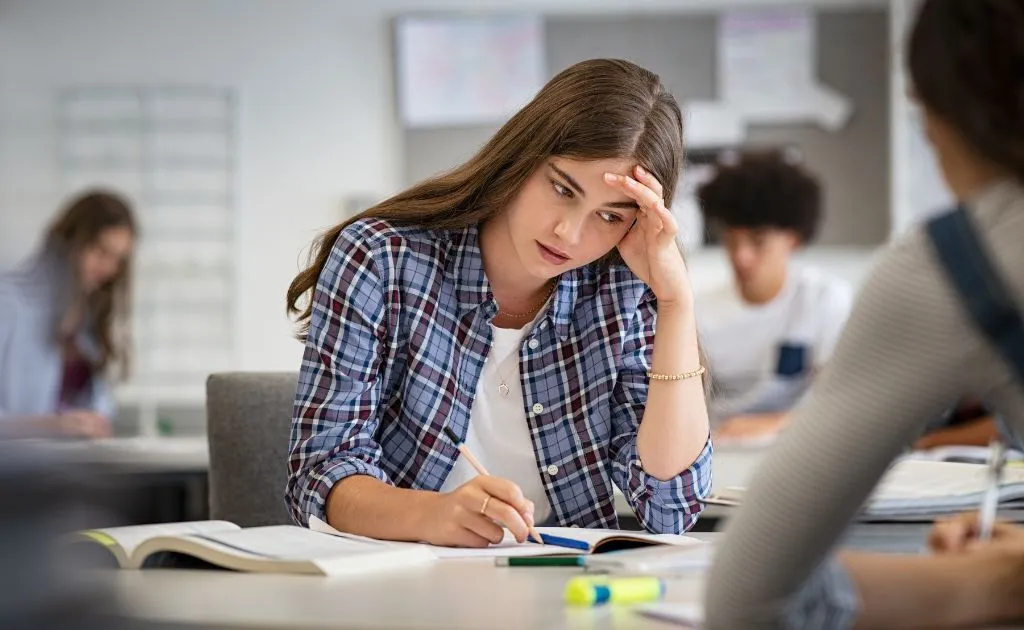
[706,1,1024,628]
[285,59,712,547]
[0,190,136,439]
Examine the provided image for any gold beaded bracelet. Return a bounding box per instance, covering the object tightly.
[647,365,706,381]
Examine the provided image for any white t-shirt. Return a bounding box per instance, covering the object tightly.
[440,317,554,525]
[696,266,854,423]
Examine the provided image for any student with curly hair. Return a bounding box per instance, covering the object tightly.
[696,152,853,445]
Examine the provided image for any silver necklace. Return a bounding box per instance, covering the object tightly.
[495,346,516,398]
[493,281,555,396]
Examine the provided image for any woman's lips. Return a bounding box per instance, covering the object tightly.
[537,241,570,265]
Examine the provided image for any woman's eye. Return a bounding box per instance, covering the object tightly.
[599,211,623,224]
[551,180,574,199]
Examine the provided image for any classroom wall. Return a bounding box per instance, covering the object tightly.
[405,9,891,247]
[0,0,401,372]
[0,0,887,379]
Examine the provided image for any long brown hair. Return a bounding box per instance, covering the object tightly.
[288,59,686,338]
[45,190,137,378]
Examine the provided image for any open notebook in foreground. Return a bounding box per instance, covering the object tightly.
[71,517,703,575]
[69,521,435,576]
[308,515,702,559]
[707,459,1024,519]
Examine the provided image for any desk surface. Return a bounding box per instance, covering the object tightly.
[111,560,704,630]
[40,436,209,472]
[105,526,937,630]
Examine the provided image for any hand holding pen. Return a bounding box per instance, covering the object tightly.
[424,427,543,548]
[930,440,1011,553]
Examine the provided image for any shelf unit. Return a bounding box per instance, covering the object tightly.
[58,85,239,435]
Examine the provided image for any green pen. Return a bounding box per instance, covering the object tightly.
[495,556,584,567]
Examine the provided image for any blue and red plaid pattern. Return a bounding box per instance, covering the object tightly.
[286,218,712,533]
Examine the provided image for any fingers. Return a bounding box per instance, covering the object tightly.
[481,495,532,543]
[81,415,112,439]
[603,170,678,239]
[929,516,975,553]
[524,499,536,524]
[930,511,1024,555]
[990,522,1022,540]
[59,410,112,439]
[88,414,113,438]
[443,524,497,549]
[965,522,1022,552]
[477,475,530,515]
[928,512,1014,553]
[475,476,532,543]
[603,172,660,214]
[632,166,680,236]
[462,512,506,547]
[632,164,664,198]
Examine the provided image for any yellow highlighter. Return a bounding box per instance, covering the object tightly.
[564,576,665,606]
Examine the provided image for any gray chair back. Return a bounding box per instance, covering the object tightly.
[206,372,298,527]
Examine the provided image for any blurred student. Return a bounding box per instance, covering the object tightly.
[706,1,1024,627]
[0,190,136,439]
[695,152,853,444]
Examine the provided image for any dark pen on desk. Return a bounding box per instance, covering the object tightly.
[442,426,545,545]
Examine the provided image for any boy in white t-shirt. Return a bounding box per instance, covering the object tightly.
[695,152,853,445]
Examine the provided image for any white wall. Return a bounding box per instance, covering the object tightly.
[0,0,888,381]
[0,0,401,373]
[889,0,954,236]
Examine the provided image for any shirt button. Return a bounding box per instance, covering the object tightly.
[546,464,559,476]
[528,339,539,350]
[532,403,544,414]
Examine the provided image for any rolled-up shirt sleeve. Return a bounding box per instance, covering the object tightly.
[285,228,394,527]
[608,296,712,534]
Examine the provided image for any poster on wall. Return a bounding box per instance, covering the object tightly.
[718,8,851,130]
[395,15,546,128]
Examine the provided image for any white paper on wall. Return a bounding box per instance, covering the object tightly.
[718,9,853,131]
[395,15,546,128]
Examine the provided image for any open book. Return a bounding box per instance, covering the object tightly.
[905,445,1024,466]
[69,521,435,576]
[308,516,700,559]
[583,541,713,574]
[706,459,1024,520]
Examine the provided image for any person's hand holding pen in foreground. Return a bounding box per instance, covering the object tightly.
[929,511,1024,554]
[923,510,1024,622]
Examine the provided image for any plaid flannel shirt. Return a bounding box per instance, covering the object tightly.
[286,218,712,533]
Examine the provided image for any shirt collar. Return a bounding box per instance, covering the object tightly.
[444,224,598,340]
